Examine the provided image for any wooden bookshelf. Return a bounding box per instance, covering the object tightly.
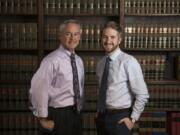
[0,0,180,135]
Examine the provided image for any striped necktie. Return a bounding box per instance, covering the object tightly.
[70,53,81,112]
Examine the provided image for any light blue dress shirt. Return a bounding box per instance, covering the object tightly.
[96,48,149,120]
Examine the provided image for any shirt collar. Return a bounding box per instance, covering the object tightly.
[58,45,76,57]
[107,47,122,61]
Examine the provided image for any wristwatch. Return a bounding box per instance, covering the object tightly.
[131,118,136,123]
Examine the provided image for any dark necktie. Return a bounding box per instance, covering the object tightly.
[98,57,111,112]
[70,53,81,112]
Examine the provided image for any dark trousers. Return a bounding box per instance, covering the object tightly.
[39,106,82,135]
[96,110,132,135]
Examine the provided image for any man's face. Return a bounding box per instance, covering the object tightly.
[101,28,122,53]
[60,23,81,52]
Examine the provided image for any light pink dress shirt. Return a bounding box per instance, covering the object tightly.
[29,45,84,117]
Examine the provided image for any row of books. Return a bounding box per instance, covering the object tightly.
[44,0,119,15]
[0,112,38,135]
[137,111,167,135]
[44,23,180,51]
[147,84,180,110]
[0,54,38,82]
[0,54,38,72]
[0,54,170,82]
[44,24,102,51]
[135,55,166,80]
[125,24,180,34]
[0,112,38,129]
[82,55,167,81]
[0,0,37,15]
[0,71,34,82]
[0,85,29,111]
[83,85,97,111]
[1,22,179,50]
[125,0,180,15]
[125,24,180,49]
[0,23,37,49]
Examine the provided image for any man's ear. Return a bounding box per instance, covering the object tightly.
[118,38,122,44]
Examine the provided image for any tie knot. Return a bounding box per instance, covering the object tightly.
[71,53,75,60]
[106,56,111,62]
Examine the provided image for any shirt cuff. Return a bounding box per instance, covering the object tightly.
[131,111,141,121]
[33,107,48,118]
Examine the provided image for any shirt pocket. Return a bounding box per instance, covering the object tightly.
[51,66,72,88]
[108,64,127,84]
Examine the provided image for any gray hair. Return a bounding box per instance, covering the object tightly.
[59,19,82,34]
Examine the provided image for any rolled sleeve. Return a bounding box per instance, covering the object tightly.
[126,57,150,120]
[29,60,53,118]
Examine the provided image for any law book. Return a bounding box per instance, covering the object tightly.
[48,0,56,15]
[82,0,87,14]
[8,0,14,14]
[136,0,141,14]
[21,0,27,14]
[0,23,7,48]
[124,0,130,14]
[177,26,180,49]
[67,0,74,15]
[107,0,113,15]
[171,1,175,14]
[74,0,80,15]
[85,85,97,101]
[141,0,145,15]
[175,1,179,14]
[95,0,100,15]
[83,24,89,50]
[124,26,128,48]
[31,23,37,49]
[145,0,150,14]
[55,0,61,14]
[88,57,95,82]
[1,0,7,14]
[162,26,168,49]
[44,0,49,14]
[167,26,171,49]
[94,24,101,50]
[27,0,35,14]
[19,23,26,49]
[89,24,95,50]
[101,0,106,15]
[131,25,135,49]
[62,0,68,14]
[88,0,94,14]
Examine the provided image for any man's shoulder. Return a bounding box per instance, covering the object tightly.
[42,49,63,63]
[117,51,135,62]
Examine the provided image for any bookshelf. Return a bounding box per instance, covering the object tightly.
[123,0,180,135]
[0,0,39,135]
[0,0,180,135]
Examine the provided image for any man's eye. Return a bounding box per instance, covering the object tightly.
[65,33,71,36]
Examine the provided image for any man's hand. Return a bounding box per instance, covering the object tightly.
[39,118,55,130]
[118,117,134,130]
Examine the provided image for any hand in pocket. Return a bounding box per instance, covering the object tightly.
[39,118,55,131]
